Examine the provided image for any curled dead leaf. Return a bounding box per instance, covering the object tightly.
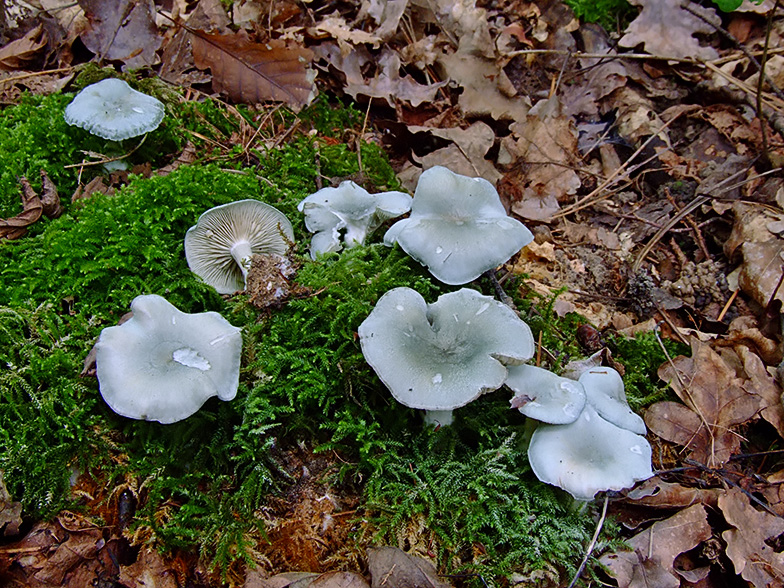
[191,30,315,109]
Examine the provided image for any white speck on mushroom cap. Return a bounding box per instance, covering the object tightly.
[185,200,294,295]
[358,287,534,413]
[95,294,242,424]
[64,78,165,141]
[384,166,534,285]
[527,404,653,501]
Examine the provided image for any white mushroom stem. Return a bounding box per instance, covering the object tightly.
[230,240,253,279]
[424,409,454,427]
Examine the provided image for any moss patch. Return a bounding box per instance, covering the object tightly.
[1,92,603,584]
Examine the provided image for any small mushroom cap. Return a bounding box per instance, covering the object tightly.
[185,199,294,294]
[528,405,653,501]
[64,78,165,140]
[298,181,412,258]
[507,364,586,424]
[384,166,534,285]
[95,294,242,424]
[358,287,534,412]
[579,367,646,435]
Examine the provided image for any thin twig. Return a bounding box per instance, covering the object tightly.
[556,115,683,219]
[681,0,784,104]
[567,496,609,588]
[64,134,148,169]
[757,0,781,162]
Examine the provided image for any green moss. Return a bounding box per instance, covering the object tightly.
[609,331,688,410]
[1,92,602,583]
[564,0,634,30]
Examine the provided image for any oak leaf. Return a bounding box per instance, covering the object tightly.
[0,24,47,70]
[599,504,712,588]
[720,486,784,588]
[619,0,720,61]
[505,97,581,221]
[78,0,161,70]
[647,338,760,466]
[191,30,315,110]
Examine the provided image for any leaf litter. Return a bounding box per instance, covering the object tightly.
[2,0,784,586]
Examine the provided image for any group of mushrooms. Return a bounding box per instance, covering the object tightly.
[65,78,653,501]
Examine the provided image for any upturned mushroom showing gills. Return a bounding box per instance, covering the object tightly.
[358,287,535,426]
[298,180,412,259]
[527,404,653,501]
[64,78,165,141]
[384,166,534,285]
[185,200,294,295]
[95,294,242,424]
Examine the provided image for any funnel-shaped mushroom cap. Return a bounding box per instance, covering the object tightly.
[359,287,535,414]
[64,78,165,140]
[185,199,294,295]
[507,364,586,425]
[298,181,412,258]
[384,166,534,285]
[579,367,646,435]
[528,405,653,501]
[95,295,242,424]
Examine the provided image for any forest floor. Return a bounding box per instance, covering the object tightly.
[2,0,784,587]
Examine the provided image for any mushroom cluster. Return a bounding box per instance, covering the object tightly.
[298,181,412,258]
[509,365,652,500]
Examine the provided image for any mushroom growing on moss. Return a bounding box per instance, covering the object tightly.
[95,294,242,424]
[185,199,294,294]
[298,181,412,258]
[64,78,165,140]
[358,287,534,426]
[384,166,533,285]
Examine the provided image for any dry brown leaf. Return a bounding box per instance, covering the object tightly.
[310,16,383,53]
[367,547,451,588]
[505,97,581,221]
[325,45,445,108]
[624,478,722,508]
[404,122,501,187]
[0,471,22,538]
[437,52,529,121]
[78,0,161,70]
[359,0,408,40]
[191,30,315,109]
[0,176,44,240]
[736,345,784,437]
[310,572,370,588]
[0,24,47,70]
[118,548,179,588]
[619,0,720,61]
[599,504,712,588]
[649,338,761,466]
[720,486,784,588]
